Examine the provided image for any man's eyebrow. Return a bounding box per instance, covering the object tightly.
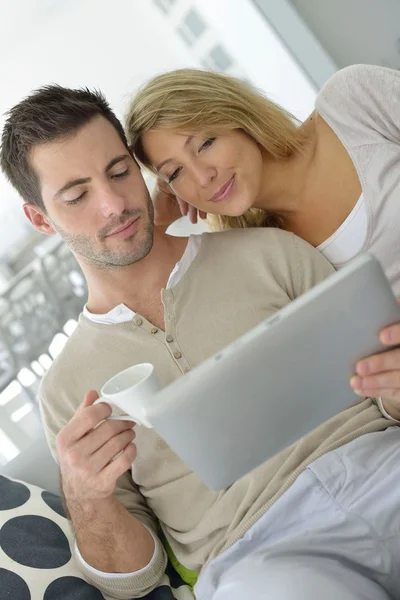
[54,178,90,200]
[105,154,131,173]
[54,154,131,200]
[156,136,194,171]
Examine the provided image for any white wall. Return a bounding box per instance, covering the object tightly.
[252,0,337,88]
[193,0,317,120]
[289,0,400,70]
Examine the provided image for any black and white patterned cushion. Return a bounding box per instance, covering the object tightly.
[0,475,193,600]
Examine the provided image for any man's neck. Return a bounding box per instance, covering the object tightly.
[82,230,189,315]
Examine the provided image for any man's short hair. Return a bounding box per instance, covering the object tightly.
[0,85,129,212]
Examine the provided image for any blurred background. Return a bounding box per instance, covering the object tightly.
[0,0,399,482]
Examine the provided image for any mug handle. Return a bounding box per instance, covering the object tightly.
[93,397,136,422]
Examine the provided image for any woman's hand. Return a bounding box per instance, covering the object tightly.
[350,319,400,420]
[152,179,207,229]
[176,197,207,225]
[152,179,183,231]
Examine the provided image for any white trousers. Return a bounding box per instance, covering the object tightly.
[196,428,400,600]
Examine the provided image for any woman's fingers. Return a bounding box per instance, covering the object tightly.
[188,204,198,224]
[177,196,189,217]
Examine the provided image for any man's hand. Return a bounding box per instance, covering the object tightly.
[350,321,400,420]
[56,390,137,506]
[56,392,156,575]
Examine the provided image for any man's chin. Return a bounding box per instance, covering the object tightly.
[92,233,154,269]
[76,251,144,270]
[54,217,154,269]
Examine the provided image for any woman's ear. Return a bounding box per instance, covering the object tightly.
[23,203,57,236]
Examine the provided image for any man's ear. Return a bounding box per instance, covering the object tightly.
[23,203,57,236]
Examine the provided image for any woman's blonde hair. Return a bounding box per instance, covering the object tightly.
[126,69,305,231]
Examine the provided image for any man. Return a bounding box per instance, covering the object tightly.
[2,85,400,600]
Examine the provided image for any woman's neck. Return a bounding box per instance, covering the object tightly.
[254,115,317,218]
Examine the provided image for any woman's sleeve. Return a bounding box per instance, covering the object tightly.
[315,64,400,146]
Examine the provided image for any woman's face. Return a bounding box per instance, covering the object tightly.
[140,128,264,216]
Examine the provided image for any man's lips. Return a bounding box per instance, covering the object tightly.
[105,216,140,239]
[210,175,235,203]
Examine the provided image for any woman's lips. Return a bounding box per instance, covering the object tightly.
[210,175,235,203]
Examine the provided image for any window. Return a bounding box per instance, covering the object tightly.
[153,0,177,15]
[206,43,233,72]
[178,8,207,46]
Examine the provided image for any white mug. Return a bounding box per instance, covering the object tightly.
[93,363,160,427]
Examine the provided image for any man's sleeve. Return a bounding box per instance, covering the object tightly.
[38,389,167,598]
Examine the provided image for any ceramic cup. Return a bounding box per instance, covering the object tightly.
[93,363,160,427]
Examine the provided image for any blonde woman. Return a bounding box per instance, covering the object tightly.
[126,64,400,403]
[127,65,400,286]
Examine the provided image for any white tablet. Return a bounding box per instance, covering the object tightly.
[148,254,400,490]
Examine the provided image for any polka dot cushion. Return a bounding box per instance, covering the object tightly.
[0,475,193,600]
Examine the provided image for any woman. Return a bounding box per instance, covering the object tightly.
[126,64,400,296]
[126,64,400,402]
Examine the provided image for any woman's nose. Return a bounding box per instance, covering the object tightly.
[193,163,217,188]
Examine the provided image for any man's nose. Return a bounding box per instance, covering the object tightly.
[98,183,126,218]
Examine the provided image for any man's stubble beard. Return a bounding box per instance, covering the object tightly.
[52,193,155,270]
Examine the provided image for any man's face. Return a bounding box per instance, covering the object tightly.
[29,116,154,268]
